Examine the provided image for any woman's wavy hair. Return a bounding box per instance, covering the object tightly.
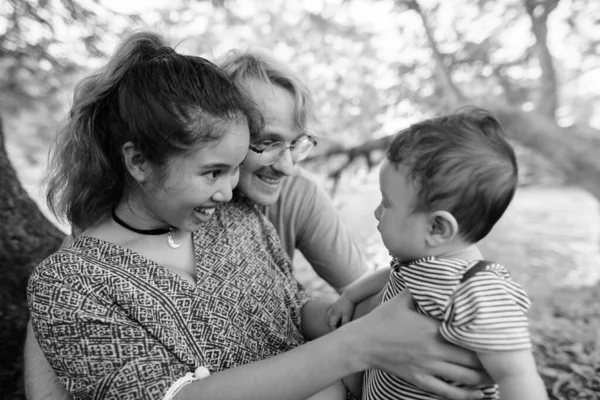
[217,48,316,137]
[387,106,518,243]
[46,31,263,229]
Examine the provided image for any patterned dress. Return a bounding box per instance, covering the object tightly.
[28,197,310,399]
[363,257,532,400]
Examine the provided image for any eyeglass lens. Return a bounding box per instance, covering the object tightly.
[260,136,315,165]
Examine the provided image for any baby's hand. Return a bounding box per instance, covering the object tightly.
[326,293,356,329]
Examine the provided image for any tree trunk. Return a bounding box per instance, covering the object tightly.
[0,115,64,399]
[307,106,600,204]
[492,105,600,201]
[405,0,467,106]
[523,0,560,120]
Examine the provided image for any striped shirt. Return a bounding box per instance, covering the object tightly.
[363,256,531,400]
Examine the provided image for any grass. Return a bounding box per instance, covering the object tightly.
[530,285,600,399]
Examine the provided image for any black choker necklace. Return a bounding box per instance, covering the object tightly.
[111,208,181,249]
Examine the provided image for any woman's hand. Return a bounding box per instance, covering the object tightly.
[348,292,491,400]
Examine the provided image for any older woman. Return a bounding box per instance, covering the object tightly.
[219,48,370,292]
[26,38,488,400]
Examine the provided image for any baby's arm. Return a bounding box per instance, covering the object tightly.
[327,267,391,329]
[478,350,547,400]
[301,298,336,340]
[442,264,546,399]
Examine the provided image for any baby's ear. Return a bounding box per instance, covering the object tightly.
[425,210,459,248]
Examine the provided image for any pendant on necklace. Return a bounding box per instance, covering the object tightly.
[167,228,181,249]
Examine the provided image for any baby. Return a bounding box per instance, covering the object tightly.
[327,106,547,400]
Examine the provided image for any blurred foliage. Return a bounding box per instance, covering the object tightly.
[2,0,600,399]
[2,0,599,153]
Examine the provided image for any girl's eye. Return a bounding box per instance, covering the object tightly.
[204,170,222,180]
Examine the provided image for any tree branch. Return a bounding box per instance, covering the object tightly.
[307,106,600,207]
[522,0,560,120]
[403,0,467,106]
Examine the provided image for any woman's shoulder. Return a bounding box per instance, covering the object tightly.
[280,169,321,197]
[275,170,331,219]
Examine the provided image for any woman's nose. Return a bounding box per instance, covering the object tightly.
[270,148,295,176]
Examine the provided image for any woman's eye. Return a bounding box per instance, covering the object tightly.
[256,140,276,148]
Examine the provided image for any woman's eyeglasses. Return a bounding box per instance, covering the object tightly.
[249,135,317,166]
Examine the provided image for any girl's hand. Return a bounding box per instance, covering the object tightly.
[348,292,491,400]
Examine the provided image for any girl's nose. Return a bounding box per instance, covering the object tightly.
[213,178,234,203]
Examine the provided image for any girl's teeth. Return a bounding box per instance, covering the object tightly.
[260,176,277,184]
[195,208,215,215]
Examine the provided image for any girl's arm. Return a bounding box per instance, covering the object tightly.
[176,321,357,400]
[29,287,488,400]
[27,226,486,399]
[24,322,72,400]
[23,231,77,400]
[178,293,488,400]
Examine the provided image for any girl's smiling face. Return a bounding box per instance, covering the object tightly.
[138,118,250,232]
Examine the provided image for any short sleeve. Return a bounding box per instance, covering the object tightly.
[28,257,194,399]
[268,171,369,290]
[440,269,532,353]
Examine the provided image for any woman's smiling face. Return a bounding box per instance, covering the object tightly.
[235,80,302,206]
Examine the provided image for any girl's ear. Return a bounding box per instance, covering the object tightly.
[425,210,459,248]
[122,141,150,183]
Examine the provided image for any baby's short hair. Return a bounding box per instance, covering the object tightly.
[386,106,518,243]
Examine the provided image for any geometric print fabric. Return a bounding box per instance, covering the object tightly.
[28,197,310,399]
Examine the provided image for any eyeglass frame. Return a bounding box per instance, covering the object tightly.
[248,134,318,166]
